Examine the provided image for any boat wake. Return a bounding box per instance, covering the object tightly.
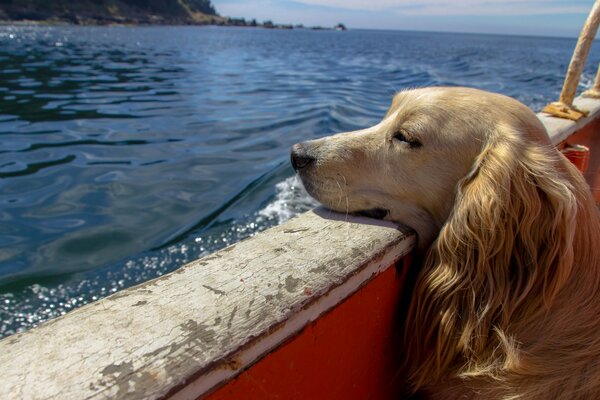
[0,173,317,337]
[258,175,320,223]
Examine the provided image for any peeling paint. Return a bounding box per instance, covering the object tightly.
[197,323,217,345]
[226,307,238,330]
[203,285,226,296]
[245,299,255,318]
[223,358,241,371]
[309,264,326,274]
[285,275,301,293]
[328,257,347,270]
[283,228,309,233]
[144,344,171,359]
[102,361,133,377]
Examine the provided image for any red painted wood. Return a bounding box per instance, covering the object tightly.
[204,257,410,400]
[561,117,600,203]
[561,144,590,173]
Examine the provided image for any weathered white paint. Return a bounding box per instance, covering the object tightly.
[0,208,415,400]
[171,211,413,400]
[1,94,599,400]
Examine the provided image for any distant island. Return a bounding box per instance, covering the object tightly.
[0,0,347,30]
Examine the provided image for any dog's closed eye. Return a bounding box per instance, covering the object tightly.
[393,129,422,148]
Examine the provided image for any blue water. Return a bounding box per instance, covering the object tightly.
[0,25,598,337]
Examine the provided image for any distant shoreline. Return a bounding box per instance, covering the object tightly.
[1,20,580,40]
[0,18,347,31]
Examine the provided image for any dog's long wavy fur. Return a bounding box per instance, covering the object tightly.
[403,123,600,399]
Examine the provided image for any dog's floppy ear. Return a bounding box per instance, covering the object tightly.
[403,125,580,389]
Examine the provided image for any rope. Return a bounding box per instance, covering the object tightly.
[543,0,600,120]
[583,63,600,98]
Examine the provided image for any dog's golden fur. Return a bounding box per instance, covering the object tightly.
[292,87,600,399]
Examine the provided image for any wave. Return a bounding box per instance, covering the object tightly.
[258,175,319,223]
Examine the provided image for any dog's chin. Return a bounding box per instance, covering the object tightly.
[353,208,390,220]
[296,174,389,220]
[296,173,320,199]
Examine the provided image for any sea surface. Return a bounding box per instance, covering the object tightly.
[1,25,598,338]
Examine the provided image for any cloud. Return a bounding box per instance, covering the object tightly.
[291,0,591,16]
[213,0,593,37]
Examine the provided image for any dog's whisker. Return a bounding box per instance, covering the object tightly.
[334,177,344,208]
[335,174,350,223]
[345,195,349,223]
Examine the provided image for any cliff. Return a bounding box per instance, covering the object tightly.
[0,0,225,25]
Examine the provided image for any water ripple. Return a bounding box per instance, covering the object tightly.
[0,154,76,178]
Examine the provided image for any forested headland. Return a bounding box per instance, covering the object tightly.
[0,0,223,25]
[0,0,347,30]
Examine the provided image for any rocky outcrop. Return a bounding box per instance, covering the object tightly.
[0,0,225,25]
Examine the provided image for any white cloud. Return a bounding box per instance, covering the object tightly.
[213,0,592,36]
[292,0,590,16]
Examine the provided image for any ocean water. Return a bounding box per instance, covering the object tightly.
[0,25,598,338]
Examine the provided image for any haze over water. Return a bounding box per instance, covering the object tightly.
[0,25,598,337]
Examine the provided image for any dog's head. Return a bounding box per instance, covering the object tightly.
[293,87,600,391]
[291,87,550,250]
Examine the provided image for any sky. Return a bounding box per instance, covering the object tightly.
[213,0,597,38]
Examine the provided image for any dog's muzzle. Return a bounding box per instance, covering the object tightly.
[290,143,316,171]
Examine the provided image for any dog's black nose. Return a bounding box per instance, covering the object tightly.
[290,143,315,171]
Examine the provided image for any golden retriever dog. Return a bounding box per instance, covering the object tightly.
[291,87,600,399]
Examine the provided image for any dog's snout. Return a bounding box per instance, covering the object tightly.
[290,143,316,171]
